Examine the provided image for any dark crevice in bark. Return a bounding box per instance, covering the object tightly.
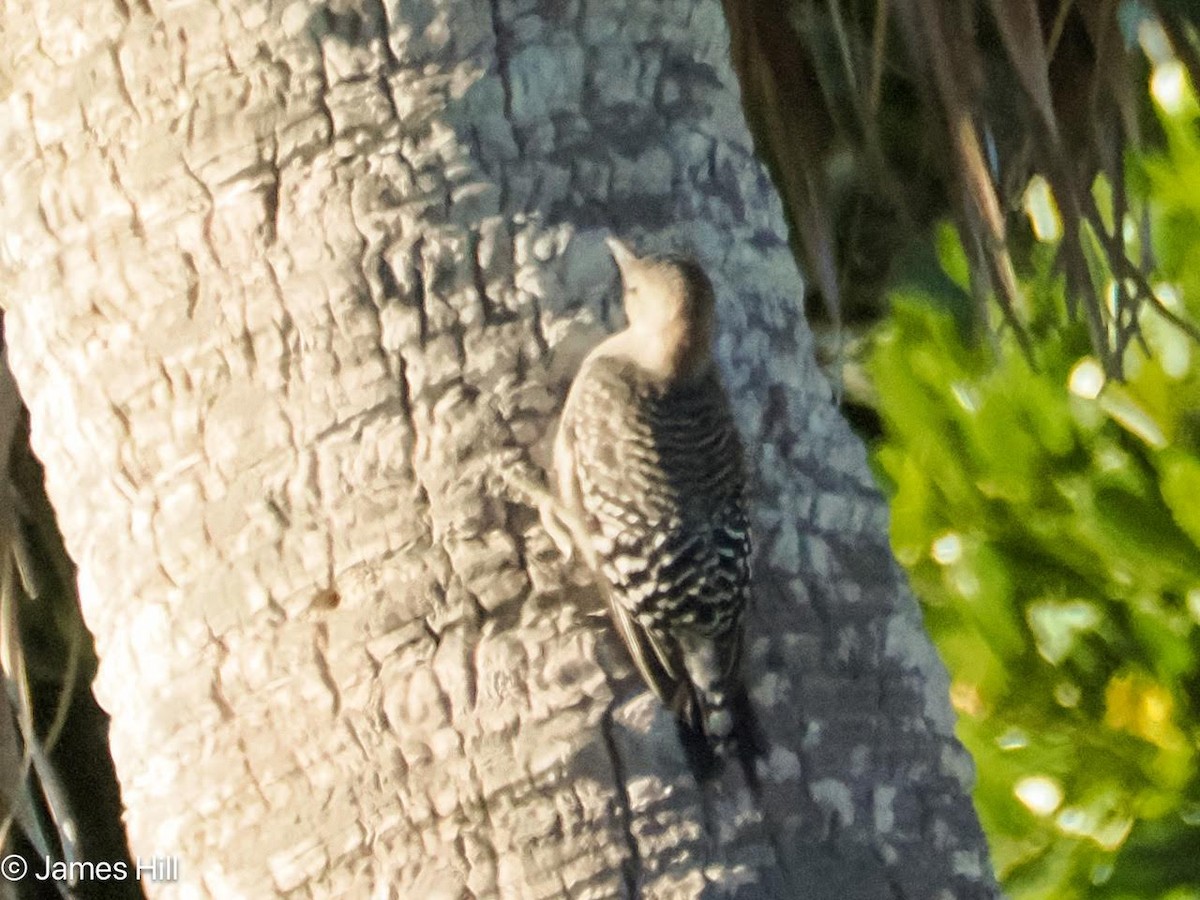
[394,356,428,515]
[599,707,642,900]
[312,41,338,147]
[376,253,403,304]
[524,292,552,361]
[486,0,513,123]
[181,251,200,319]
[467,228,499,326]
[376,68,402,132]
[370,0,402,74]
[422,618,446,650]
[313,622,342,719]
[263,143,282,246]
[408,237,430,348]
[208,633,238,722]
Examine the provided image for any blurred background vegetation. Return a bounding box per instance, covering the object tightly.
[724,0,1200,896]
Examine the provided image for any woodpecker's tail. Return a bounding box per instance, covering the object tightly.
[598,581,760,780]
[674,681,764,784]
[672,630,764,784]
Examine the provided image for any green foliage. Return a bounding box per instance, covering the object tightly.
[866,63,1200,899]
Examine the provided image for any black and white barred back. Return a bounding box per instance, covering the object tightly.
[564,353,752,749]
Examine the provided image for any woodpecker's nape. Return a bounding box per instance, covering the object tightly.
[553,236,760,781]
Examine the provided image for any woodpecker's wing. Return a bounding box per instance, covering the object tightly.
[555,360,687,705]
[598,576,685,706]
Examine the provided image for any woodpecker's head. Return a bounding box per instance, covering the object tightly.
[606,237,716,379]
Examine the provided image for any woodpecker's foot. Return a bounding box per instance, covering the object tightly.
[538,498,576,562]
[485,459,581,564]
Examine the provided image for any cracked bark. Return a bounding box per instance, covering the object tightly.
[0,0,999,897]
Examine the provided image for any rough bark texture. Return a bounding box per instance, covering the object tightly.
[1,0,999,897]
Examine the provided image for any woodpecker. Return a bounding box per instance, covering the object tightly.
[553,237,754,771]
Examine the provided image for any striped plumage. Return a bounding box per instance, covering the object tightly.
[554,239,752,763]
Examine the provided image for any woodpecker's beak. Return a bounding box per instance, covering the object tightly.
[605,237,638,280]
